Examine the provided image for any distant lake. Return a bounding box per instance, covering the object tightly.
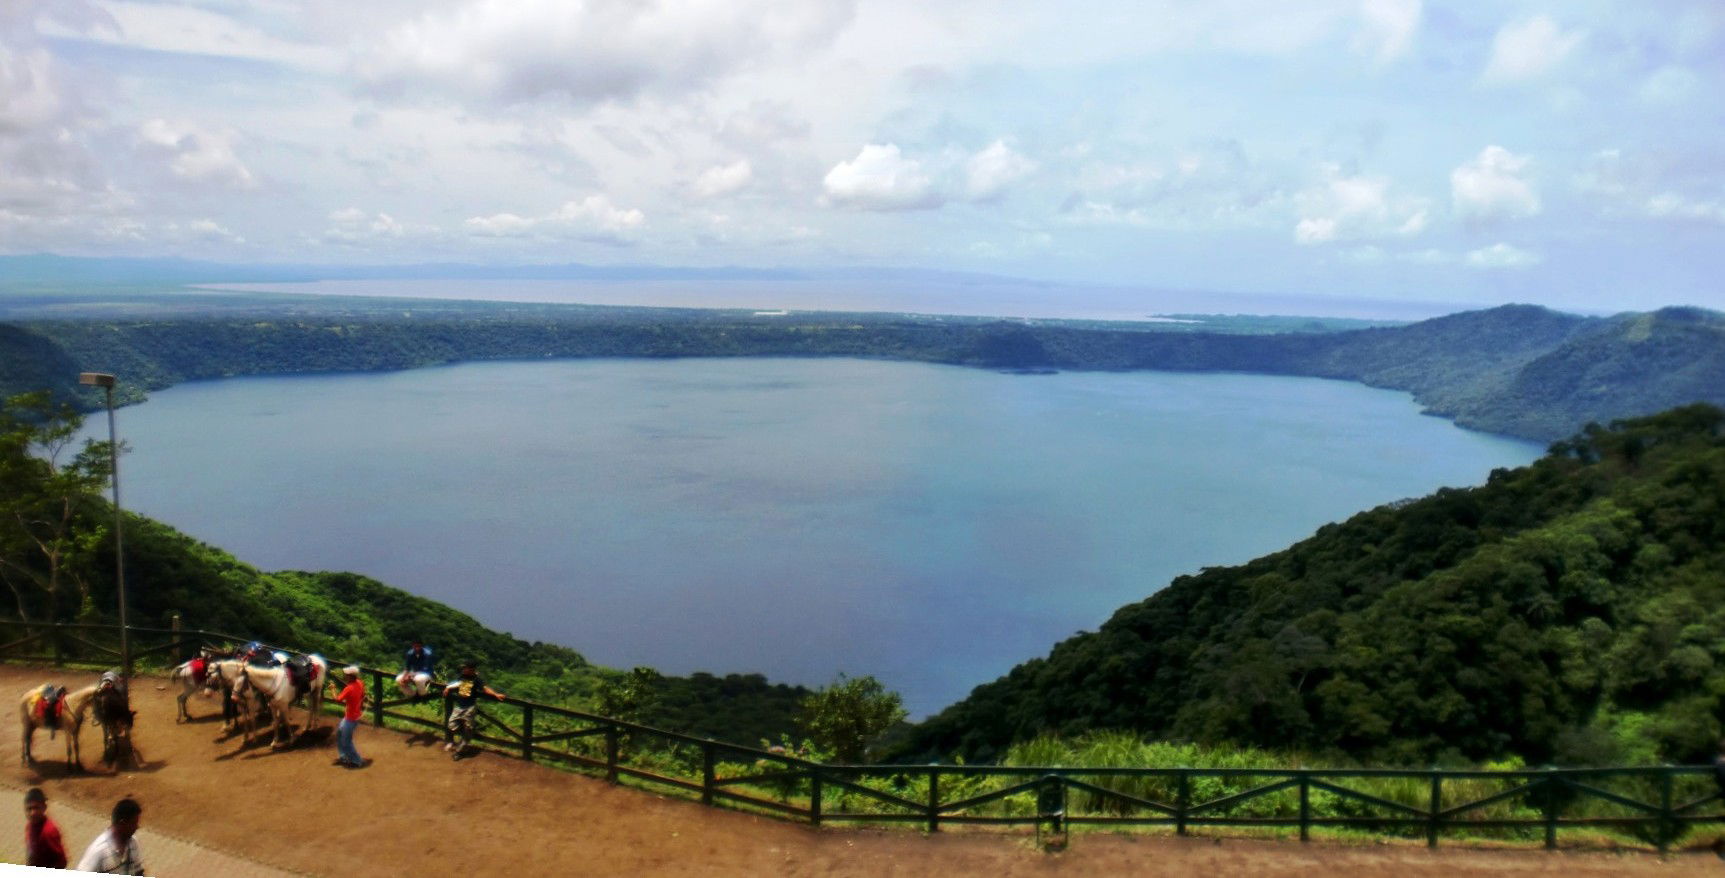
[91,359,1539,715]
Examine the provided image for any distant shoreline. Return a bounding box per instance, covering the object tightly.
[193,278,1474,323]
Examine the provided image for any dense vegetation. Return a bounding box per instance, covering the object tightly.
[2,299,1720,442]
[898,404,1725,767]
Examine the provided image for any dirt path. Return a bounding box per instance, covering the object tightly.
[0,664,1719,877]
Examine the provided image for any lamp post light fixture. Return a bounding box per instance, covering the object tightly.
[78,372,129,679]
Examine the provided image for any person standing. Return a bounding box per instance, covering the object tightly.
[23,787,66,869]
[333,665,366,768]
[443,660,505,757]
[76,797,143,874]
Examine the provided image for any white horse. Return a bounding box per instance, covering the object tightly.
[168,647,223,722]
[235,655,328,749]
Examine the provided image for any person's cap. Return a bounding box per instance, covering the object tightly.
[343,666,360,677]
[24,788,46,805]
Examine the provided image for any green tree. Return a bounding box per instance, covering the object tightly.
[0,391,113,621]
[798,674,906,763]
[596,666,664,723]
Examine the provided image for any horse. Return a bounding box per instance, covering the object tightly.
[88,680,137,769]
[236,654,328,749]
[168,646,223,722]
[19,683,84,769]
[20,677,129,771]
[202,658,267,734]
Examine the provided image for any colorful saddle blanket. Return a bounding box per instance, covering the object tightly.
[28,685,66,731]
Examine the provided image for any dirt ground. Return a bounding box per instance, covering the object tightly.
[1,664,1720,877]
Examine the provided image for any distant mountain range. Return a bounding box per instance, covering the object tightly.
[0,296,1721,443]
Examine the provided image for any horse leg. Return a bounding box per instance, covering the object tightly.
[66,718,80,773]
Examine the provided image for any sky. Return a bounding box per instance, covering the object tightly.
[2,0,1723,313]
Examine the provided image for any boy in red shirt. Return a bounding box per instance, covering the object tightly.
[24,787,67,868]
[332,666,366,768]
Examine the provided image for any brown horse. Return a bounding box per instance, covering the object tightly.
[89,679,138,769]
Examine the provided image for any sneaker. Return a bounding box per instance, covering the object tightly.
[443,742,455,752]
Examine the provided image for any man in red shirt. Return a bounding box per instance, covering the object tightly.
[332,666,366,768]
[24,787,67,869]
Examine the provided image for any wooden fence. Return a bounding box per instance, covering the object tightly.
[3,620,1720,853]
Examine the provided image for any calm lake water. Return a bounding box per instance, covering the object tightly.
[93,358,1539,715]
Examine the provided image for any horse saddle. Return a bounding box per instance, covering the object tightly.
[285,656,316,694]
[31,685,66,733]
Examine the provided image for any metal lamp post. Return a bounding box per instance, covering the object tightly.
[78,372,128,679]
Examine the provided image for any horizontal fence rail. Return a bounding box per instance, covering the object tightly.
[3,620,1721,853]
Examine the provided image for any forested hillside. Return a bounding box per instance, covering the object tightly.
[898,405,1725,767]
[3,302,1721,442]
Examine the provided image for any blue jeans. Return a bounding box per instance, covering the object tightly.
[337,718,361,764]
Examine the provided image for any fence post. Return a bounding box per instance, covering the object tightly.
[927,766,940,833]
[521,704,534,762]
[1657,767,1674,856]
[1176,769,1189,836]
[702,741,716,807]
[371,671,384,728]
[1298,770,1311,843]
[605,726,620,783]
[1039,775,1066,848]
[1542,768,1558,850]
[809,766,822,827]
[1427,770,1442,848]
[170,614,182,663]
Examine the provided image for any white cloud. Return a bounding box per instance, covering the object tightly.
[359,0,855,108]
[1353,0,1420,63]
[963,140,1036,202]
[465,194,646,243]
[463,212,535,237]
[1644,193,1725,224]
[1639,66,1699,105]
[821,144,940,211]
[1480,15,1583,84]
[692,160,753,199]
[164,218,245,244]
[1344,245,1452,264]
[324,208,412,244]
[138,119,255,188]
[1293,165,1428,244]
[1066,141,1284,230]
[1451,146,1539,223]
[1465,242,1541,269]
[41,1,341,72]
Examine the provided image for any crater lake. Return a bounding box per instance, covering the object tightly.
[89,357,1540,715]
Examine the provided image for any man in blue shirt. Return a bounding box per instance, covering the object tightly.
[397,639,436,701]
